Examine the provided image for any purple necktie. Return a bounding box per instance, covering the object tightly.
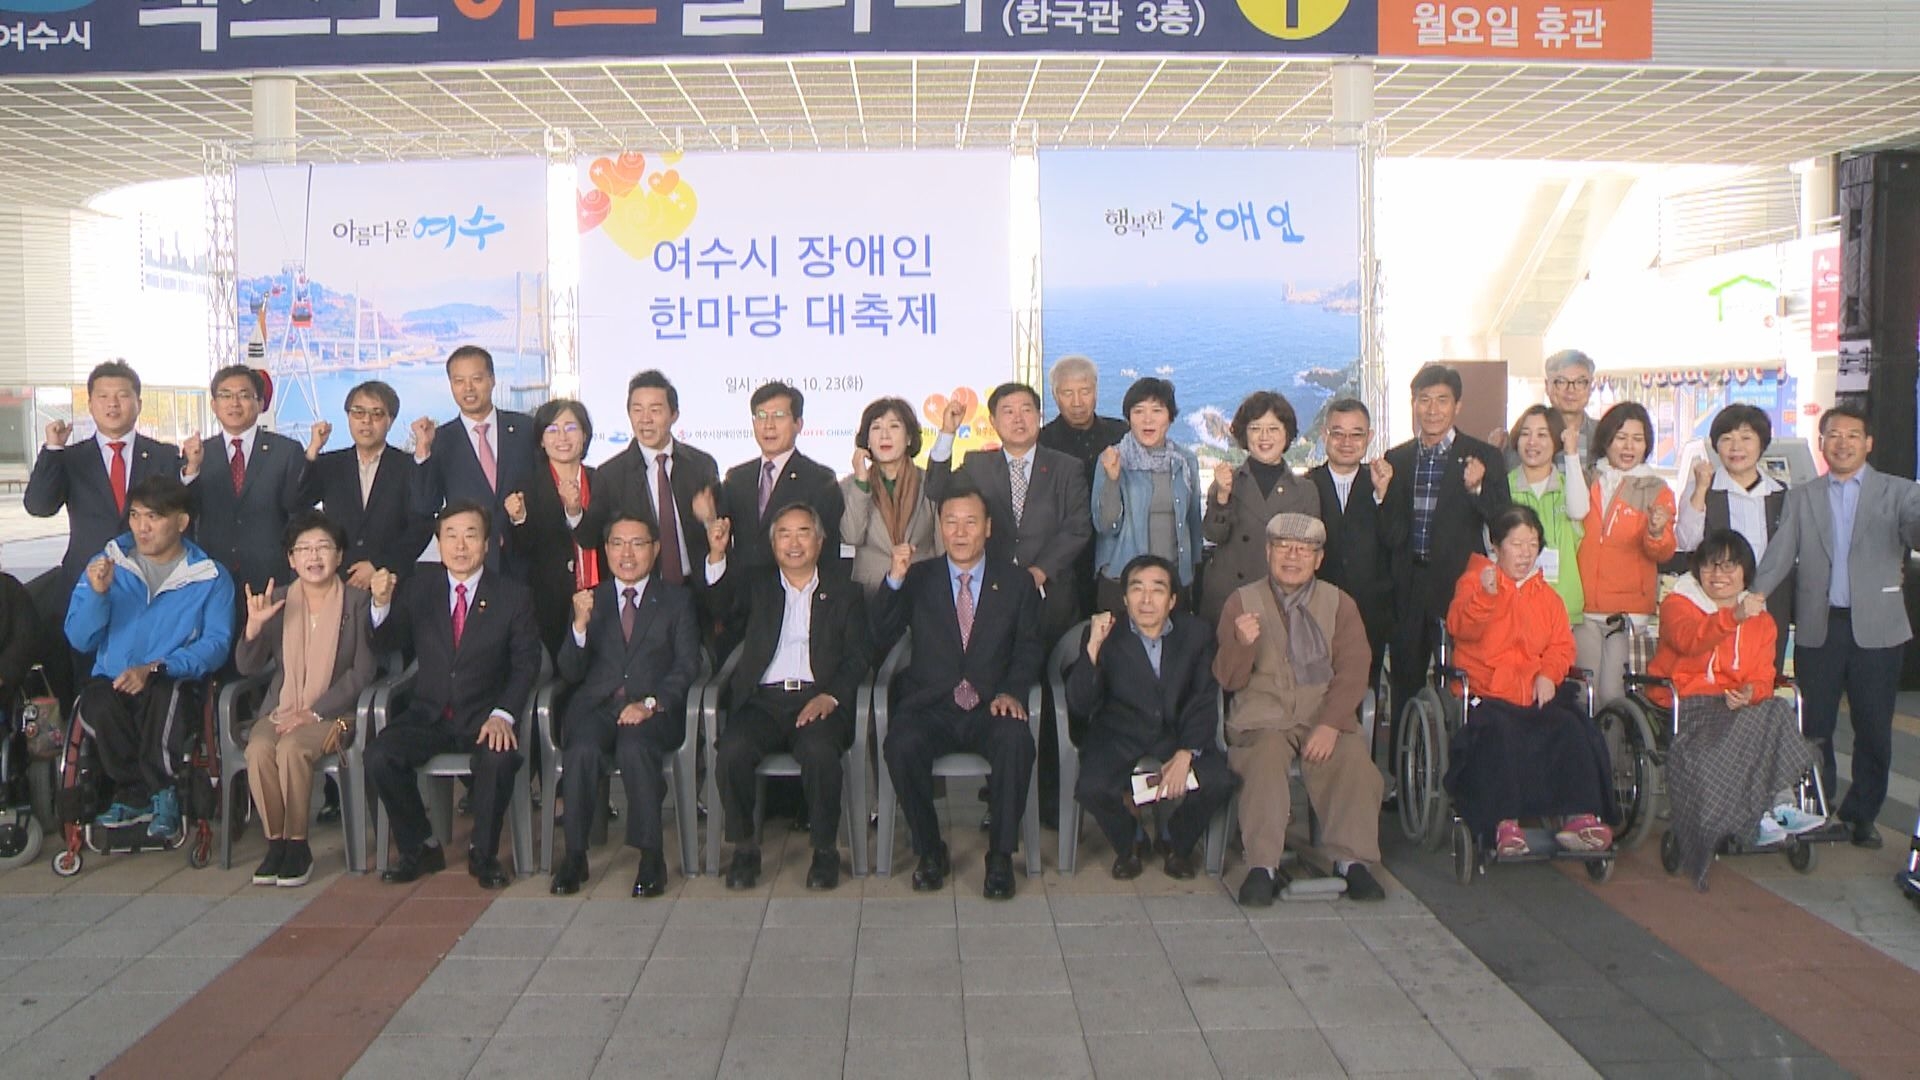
[954,571,980,709]
[621,586,638,642]
[757,459,775,519]
[474,422,498,492]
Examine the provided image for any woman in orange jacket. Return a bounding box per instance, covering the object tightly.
[1649,529,1821,889]
[1576,401,1677,706]
[1444,505,1617,857]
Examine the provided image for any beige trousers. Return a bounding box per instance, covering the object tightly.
[1228,724,1383,871]
[246,718,331,841]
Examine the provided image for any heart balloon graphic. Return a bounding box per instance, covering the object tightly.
[589,156,637,198]
[577,190,611,233]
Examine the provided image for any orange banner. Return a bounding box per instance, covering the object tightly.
[1379,0,1652,61]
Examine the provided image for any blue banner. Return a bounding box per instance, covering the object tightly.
[0,0,1376,77]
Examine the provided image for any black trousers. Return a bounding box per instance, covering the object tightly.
[716,686,852,851]
[366,719,522,859]
[560,704,684,856]
[1074,734,1238,859]
[77,676,190,805]
[885,702,1036,858]
[1796,609,1901,825]
[1388,565,1442,769]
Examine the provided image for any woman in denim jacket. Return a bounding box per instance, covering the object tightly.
[1091,377,1204,614]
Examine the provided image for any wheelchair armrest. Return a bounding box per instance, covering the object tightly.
[1621,673,1673,691]
[1565,666,1594,685]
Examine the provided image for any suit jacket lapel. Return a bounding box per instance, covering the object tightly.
[239,435,271,498]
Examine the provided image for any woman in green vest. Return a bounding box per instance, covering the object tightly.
[1506,405,1588,624]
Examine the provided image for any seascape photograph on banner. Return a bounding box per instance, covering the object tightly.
[576,148,1013,470]
[234,157,552,450]
[1038,148,1361,472]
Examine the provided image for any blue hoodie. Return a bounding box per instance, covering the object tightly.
[65,533,235,680]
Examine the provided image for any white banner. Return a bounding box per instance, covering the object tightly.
[577,150,1013,470]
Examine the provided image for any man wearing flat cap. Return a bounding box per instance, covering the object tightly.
[1213,512,1386,906]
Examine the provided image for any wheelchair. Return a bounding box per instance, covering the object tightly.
[51,677,221,876]
[1901,809,1920,911]
[1395,624,1623,886]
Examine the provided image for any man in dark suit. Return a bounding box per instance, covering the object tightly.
[409,346,538,579]
[1038,355,1128,620]
[299,380,432,587]
[1380,364,1511,744]
[1307,398,1393,678]
[875,485,1043,900]
[549,514,702,897]
[26,360,183,590]
[575,370,721,593]
[1066,554,1237,881]
[704,503,870,891]
[181,365,312,594]
[719,382,844,577]
[366,501,542,889]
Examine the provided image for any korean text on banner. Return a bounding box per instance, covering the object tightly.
[1377,0,1651,60]
[576,150,1013,471]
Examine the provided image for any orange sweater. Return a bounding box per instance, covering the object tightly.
[1446,555,1577,707]
[1646,577,1776,706]
[1577,476,1677,615]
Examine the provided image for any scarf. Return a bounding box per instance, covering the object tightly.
[869,460,924,548]
[1273,578,1333,686]
[554,462,600,590]
[1595,460,1664,514]
[1118,432,1175,474]
[273,580,343,722]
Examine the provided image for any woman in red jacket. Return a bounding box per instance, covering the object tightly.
[1576,401,1678,706]
[1649,529,1821,889]
[1445,505,1617,858]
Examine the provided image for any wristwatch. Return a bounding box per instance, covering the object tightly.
[643,696,658,712]
[150,660,168,679]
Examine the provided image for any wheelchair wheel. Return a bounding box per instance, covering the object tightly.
[1397,690,1452,851]
[1586,856,1615,884]
[1451,820,1475,886]
[1788,840,1817,875]
[1596,700,1659,851]
[51,848,81,876]
[1659,830,1681,875]
[0,814,43,869]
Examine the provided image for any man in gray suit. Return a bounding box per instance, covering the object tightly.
[1754,405,1920,848]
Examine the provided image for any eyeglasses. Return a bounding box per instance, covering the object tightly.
[754,410,792,422]
[1549,377,1593,391]
[544,422,583,437]
[1268,540,1323,556]
[290,542,338,557]
[1326,429,1369,442]
[1699,560,1744,576]
[346,407,389,421]
[214,390,258,404]
[605,537,657,551]
[1244,424,1289,439]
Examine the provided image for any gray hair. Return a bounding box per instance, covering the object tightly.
[1544,349,1595,378]
[766,501,824,545]
[1049,354,1098,387]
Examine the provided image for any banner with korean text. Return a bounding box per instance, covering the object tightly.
[1378,0,1650,60]
[1038,149,1362,472]
[235,158,552,450]
[576,149,1013,469]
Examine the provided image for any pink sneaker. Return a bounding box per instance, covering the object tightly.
[1496,820,1529,857]
[1555,814,1613,852]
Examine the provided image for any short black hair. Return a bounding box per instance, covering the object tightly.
[126,475,192,518]
[437,498,492,540]
[88,360,142,397]
[855,397,923,459]
[1230,391,1299,448]
[751,381,804,422]
[447,345,494,375]
[1325,397,1370,424]
[1122,377,1179,422]
[1488,503,1545,548]
[1709,404,1772,452]
[1690,528,1757,588]
[533,398,594,451]
[628,370,680,415]
[1592,401,1655,465]
[1819,403,1870,438]
[987,382,1042,416]
[605,512,657,543]
[1508,404,1565,452]
[1120,553,1178,592]
[1410,363,1463,400]
[346,380,399,418]
[211,364,266,400]
[283,508,348,555]
[935,482,989,517]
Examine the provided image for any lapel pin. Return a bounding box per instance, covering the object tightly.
[990,582,999,592]
[477,600,488,611]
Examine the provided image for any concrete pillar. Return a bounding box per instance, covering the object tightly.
[1330,59,1375,135]
[251,77,296,163]
[1797,155,1836,238]
[1330,59,1384,447]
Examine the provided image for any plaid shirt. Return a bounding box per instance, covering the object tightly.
[1412,430,1454,559]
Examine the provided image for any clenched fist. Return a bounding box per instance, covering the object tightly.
[706,516,732,557]
[1481,564,1500,595]
[690,487,718,527]
[369,568,398,607]
[940,398,966,436]
[851,447,872,484]
[1086,611,1115,660]
[1461,456,1485,494]
[410,417,437,458]
[1100,446,1122,482]
[1211,461,1233,505]
[571,589,594,633]
[1368,457,1393,491]
[1234,611,1262,646]
[44,420,71,448]
[86,556,114,595]
[1562,423,1581,462]
[1648,503,1672,537]
[503,491,527,525]
[181,432,205,476]
[889,542,914,582]
[306,420,332,460]
[1735,592,1768,622]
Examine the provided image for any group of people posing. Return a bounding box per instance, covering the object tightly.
[19,344,1913,903]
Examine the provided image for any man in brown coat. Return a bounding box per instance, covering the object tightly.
[1214,512,1385,906]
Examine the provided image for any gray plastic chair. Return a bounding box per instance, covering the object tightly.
[872,631,1043,878]
[217,663,374,874]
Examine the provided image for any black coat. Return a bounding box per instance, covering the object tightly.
[720,451,845,573]
[872,557,1042,715]
[1381,433,1511,621]
[510,461,599,656]
[0,573,41,692]
[708,562,869,712]
[556,577,701,728]
[190,430,313,593]
[25,434,183,587]
[575,441,721,580]
[1065,612,1217,758]
[298,445,432,577]
[372,566,542,741]
[411,411,539,579]
[1307,463,1393,641]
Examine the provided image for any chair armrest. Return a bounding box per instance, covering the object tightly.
[870,633,913,745]
[533,679,562,757]
[703,644,747,753]
[367,662,419,736]
[216,666,276,758]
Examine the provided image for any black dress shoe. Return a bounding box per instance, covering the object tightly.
[1237,867,1279,908]
[1164,849,1198,881]
[380,844,447,884]
[474,855,511,890]
[468,848,486,878]
[633,849,667,898]
[1341,863,1387,902]
[982,852,1016,900]
[1845,818,1883,849]
[805,849,840,891]
[551,853,587,895]
[911,844,950,892]
[1110,849,1143,881]
[725,848,762,891]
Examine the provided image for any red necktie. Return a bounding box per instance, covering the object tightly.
[954,571,980,710]
[229,438,246,495]
[452,582,469,649]
[107,441,127,515]
[655,454,684,586]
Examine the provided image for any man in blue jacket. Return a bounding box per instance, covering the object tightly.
[65,475,235,841]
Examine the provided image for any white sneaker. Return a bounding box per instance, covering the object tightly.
[1771,805,1826,835]
[1754,814,1789,848]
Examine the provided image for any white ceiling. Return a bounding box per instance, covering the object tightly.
[3,57,1920,209]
